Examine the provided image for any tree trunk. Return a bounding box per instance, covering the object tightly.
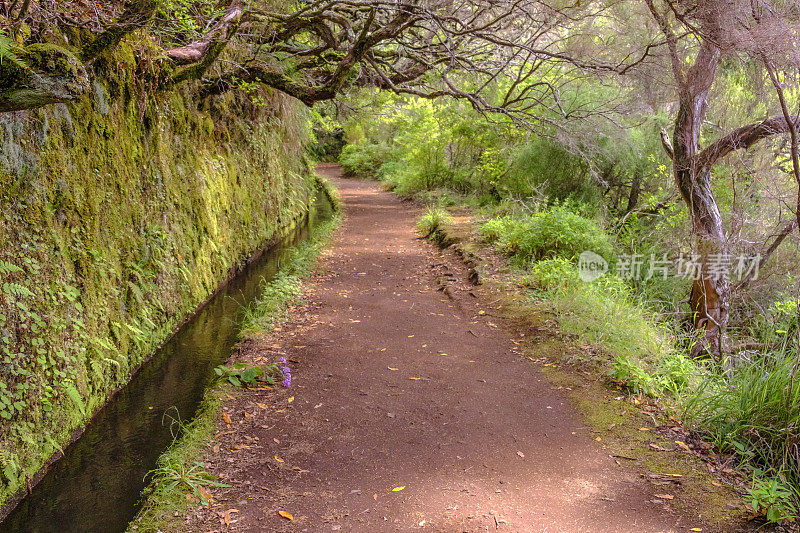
[669,42,728,359]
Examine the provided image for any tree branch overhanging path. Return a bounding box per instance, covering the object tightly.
[0,0,659,123]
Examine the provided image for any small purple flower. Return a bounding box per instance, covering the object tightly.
[280,357,291,387]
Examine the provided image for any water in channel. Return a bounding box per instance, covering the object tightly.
[0,195,333,533]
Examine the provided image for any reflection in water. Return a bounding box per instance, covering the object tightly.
[1,197,332,533]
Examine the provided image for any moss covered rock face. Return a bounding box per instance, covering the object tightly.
[0,42,315,509]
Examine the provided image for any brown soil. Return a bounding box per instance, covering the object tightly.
[181,166,746,532]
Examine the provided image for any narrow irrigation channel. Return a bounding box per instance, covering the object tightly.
[0,196,333,533]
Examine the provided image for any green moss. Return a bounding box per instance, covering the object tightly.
[20,43,79,77]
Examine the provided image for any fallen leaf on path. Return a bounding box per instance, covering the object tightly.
[314,403,323,408]
[675,440,691,451]
[516,451,525,458]
[220,509,239,526]
[198,486,213,504]
[278,510,294,521]
[350,319,361,323]
[222,413,232,425]
[274,456,285,463]
[388,367,398,371]
[638,427,650,431]
[212,445,220,454]
[392,486,405,492]
[380,348,387,352]
[408,376,421,380]
[655,494,674,500]
[373,493,378,500]
[649,444,668,451]
[256,403,268,409]
[689,529,702,532]
[288,396,294,403]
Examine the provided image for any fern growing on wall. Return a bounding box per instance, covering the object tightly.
[0,261,32,299]
[0,31,26,69]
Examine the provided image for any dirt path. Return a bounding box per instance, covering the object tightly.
[191,167,720,532]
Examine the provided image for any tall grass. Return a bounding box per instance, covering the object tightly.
[683,347,800,479]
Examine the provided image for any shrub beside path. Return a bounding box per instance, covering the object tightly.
[185,167,745,532]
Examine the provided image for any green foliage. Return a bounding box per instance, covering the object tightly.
[505,139,599,204]
[415,207,452,242]
[339,143,392,178]
[146,459,228,505]
[213,362,282,387]
[155,0,224,44]
[0,31,26,69]
[480,206,614,265]
[610,355,656,395]
[519,258,580,292]
[0,261,23,276]
[747,297,800,351]
[745,477,798,525]
[63,381,85,416]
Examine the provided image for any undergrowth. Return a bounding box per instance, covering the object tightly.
[415,207,452,244]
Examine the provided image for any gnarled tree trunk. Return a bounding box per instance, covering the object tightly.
[666,40,729,359]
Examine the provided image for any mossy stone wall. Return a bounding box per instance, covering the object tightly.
[0,49,314,507]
